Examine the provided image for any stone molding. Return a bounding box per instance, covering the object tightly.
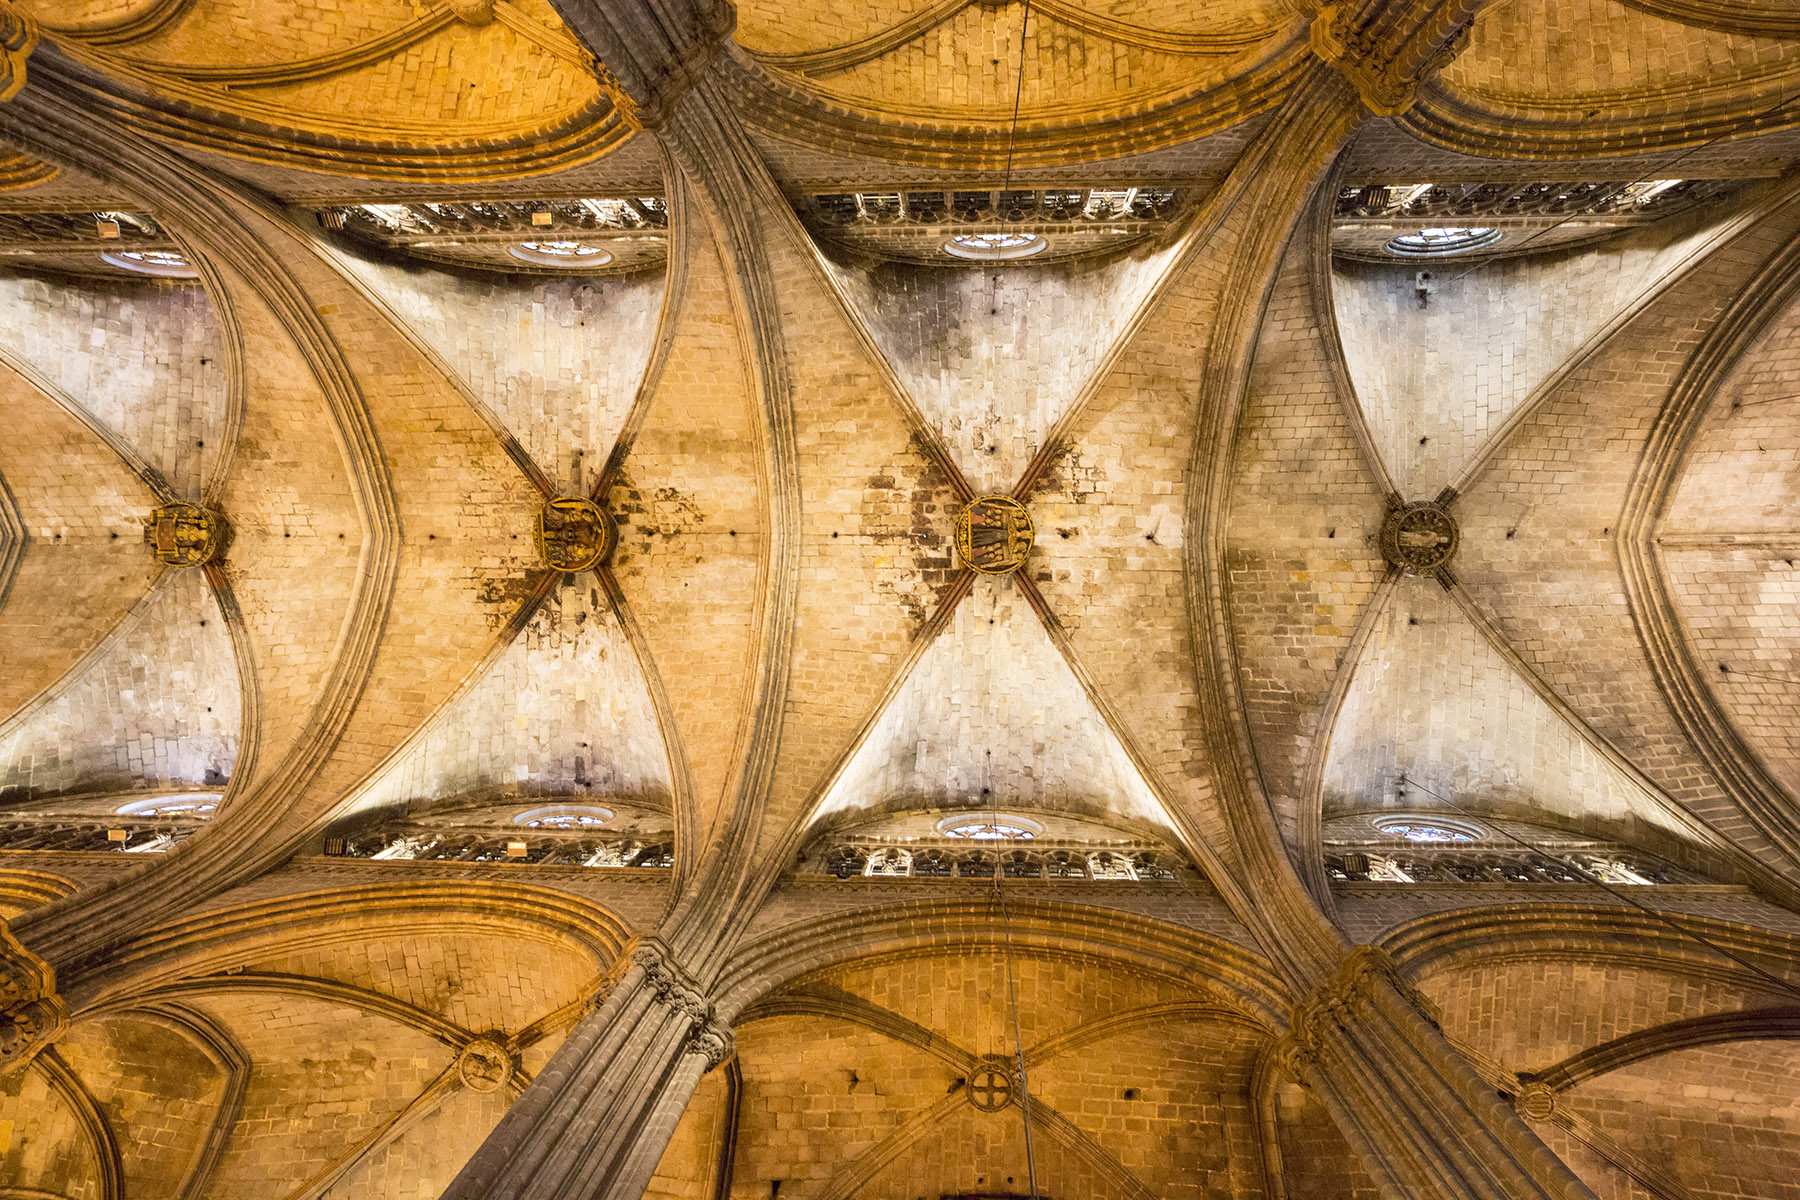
[1402,76,1800,162]
[0,920,66,1075]
[722,41,1312,172]
[1618,218,1800,874]
[0,2,35,105]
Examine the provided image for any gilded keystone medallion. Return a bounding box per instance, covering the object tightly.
[535,497,616,571]
[146,502,225,567]
[954,495,1034,576]
[1379,501,1458,575]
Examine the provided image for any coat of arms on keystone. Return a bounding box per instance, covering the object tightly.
[954,495,1034,576]
[534,497,616,571]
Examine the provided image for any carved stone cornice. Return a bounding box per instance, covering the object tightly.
[0,920,66,1075]
[1306,0,1484,116]
[0,3,36,104]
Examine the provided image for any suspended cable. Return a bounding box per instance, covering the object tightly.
[993,868,1042,1199]
[1396,773,1800,1003]
[989,0,1035,318]
[1718,664,1800,687]
[1437,84,1800,288]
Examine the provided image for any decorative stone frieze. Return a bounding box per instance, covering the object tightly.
[0,923,65,1075]
[1380,500,1458,575]
[535,497,615,571]
[1307,0,1483,116]
[0,2,35,105]
[954,495,1034,576]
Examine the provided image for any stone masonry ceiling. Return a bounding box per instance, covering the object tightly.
[3,3,1800,1200]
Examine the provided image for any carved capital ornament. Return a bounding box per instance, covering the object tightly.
[0,923,65,1075]
[1275,946,1434,1078]
[1308,0,1479,116]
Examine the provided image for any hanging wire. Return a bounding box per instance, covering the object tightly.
[989,0,1036,318]
[1717,664,1800,687]
[976,11,1042,1181]
[1437,84,1800,288]
[994,867,1042,1199]
[1395,773,1800,1003]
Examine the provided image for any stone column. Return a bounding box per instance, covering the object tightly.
[1277,948,1596,1200]
[440,939,732,1200]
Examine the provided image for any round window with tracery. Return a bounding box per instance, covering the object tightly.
[1373,815,1481,843]
[116,793,221,818]
[509,240,615,268]
[1384,227,1502,256]
[102,250,200,279]
[936,814,1042,840]
[943,232,1048,261]
[514,804,614,829]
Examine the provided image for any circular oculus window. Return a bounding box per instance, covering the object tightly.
[936,814,1043,840]
[514,804,615,829]
[509,240,614,268]
[1384,227,1503,257]
[102,250,200,279]
[943,232,1048,261]
[1372,815,1482,843]
[115,793,222,818]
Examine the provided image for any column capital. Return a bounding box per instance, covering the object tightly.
[0,921,66,1075]
[1306,0,1485,116]
[1276,945,1438,1077]
[549,0,737,130]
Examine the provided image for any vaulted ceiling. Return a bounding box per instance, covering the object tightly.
[2,0,1800,1198]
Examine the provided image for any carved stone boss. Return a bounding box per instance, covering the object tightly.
[955,495,1034,576]
[535,497,616,572]
[147,502,227,567]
